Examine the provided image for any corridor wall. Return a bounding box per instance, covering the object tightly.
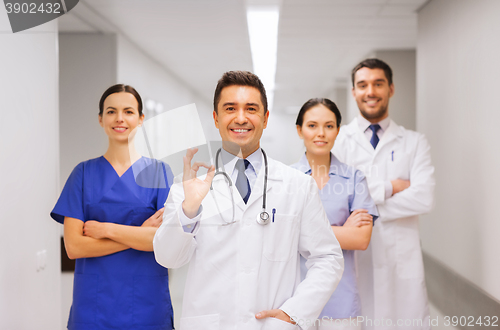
[0,14,61,330]
[417,0,500,311]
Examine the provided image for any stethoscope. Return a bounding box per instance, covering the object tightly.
[210,148,270,225]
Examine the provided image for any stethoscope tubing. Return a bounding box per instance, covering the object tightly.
[211,148,269,225]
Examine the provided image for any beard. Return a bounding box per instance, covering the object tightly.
[359,103,388,122]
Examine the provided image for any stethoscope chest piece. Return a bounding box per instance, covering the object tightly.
[256,211,270,225]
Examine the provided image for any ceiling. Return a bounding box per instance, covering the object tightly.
[58,0,427,111]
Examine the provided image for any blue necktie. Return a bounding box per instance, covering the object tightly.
[369,124,381,149]
[235,159,251,204]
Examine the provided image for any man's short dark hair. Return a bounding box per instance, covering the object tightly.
[351,58,393,87]
[213,71,268,113]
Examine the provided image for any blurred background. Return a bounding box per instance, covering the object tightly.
[1,0,499,329]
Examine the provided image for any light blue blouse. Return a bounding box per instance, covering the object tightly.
[291,153,378,319]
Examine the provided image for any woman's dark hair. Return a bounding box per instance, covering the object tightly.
[213,71,268,114]
[295,98,342,128]
[99,84,143,116]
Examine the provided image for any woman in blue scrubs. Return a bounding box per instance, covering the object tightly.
[291,98,378,330]
[51,84,174,330]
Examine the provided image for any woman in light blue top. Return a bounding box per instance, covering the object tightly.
[291,98,378,330]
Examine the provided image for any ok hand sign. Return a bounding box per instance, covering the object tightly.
[181,148,216,218]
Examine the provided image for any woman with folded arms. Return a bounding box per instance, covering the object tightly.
[291,98,378,330]
[51,84,174,330]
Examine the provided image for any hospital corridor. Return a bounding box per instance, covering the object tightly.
[1,0,499,329]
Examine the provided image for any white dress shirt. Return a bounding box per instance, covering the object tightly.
[357,115,393,199]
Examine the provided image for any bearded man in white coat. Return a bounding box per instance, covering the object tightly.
[154,71,344,330]
[332,59,435,330]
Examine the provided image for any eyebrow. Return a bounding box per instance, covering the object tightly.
[105,106,136,110]
[222,102,260,108]
[306,120,336,124]
[356,78,387,85]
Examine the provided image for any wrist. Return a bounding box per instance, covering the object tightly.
[103,223,113,240]
[182,200,202,218]
[280,310,296,324]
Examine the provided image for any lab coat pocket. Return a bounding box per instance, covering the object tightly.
[263,317,298,329]
[180,313,220,330]
[386,151,411,181]
[263,214,299,262]
[133,274,172,326]
[72,273,98,324]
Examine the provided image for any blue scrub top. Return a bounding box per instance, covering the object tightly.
[291,153,378,319]
[51,156,174,330]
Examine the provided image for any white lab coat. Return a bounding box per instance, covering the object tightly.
[153,156,344,330]
[332,118,435,330]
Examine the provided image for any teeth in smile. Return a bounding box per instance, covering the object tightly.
[233,129,249,133]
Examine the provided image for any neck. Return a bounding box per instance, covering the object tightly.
[363,112,389,124]
[104,139,141,165]
[222,142,258,159]
[305,152,330,177]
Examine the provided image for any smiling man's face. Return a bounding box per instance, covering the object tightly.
[352,67,394,123]
[213,85,269,158]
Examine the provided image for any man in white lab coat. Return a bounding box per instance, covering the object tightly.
[332,59,435,330]
[154,71,344,330]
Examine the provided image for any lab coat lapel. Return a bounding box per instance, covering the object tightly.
[210,172,235,204]
[375,119,403,153]
[345,118,374,155]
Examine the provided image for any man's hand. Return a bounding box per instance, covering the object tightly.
[83,220,108,239]
[344,209,373,227]
[182,148,215,218]
[391,179,411,195]
[141,208,164,227]
[255,309,296,324]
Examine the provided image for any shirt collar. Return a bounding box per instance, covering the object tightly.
[220,147,262,176]
[357,114,391,134]
[296,152,350,179]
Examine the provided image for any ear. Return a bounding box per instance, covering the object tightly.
[98,114,103,127]
[296,125,304,139]
[351,87,356,98]
[262,110,270,129]
[139,114,145,126]
[213,110,219,129]
[332,127,340,145]
[389,83,395,98]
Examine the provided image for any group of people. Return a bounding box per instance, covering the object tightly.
[51,58,435,330]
